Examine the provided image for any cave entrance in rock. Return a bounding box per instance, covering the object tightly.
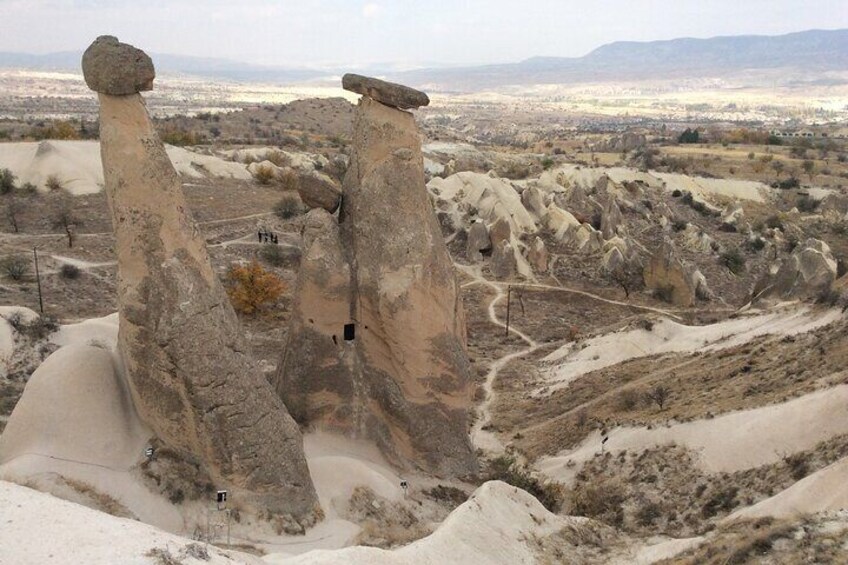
[344,323,356,341]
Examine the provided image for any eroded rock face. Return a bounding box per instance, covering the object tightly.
[82,36,155,95]
[492,240,518,279]
[466,220,492,262]
[643,240,700,306]
[762,238,837,299]
[277,94,476,477]
[342,73,430,110]
[92,39,317,518]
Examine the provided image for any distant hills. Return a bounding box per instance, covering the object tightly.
[1,29,846,91]
[392,29,848,90]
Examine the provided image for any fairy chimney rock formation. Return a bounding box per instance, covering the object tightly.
[84,37,318,519]
[277,76,477,477]
[342,73,430,110]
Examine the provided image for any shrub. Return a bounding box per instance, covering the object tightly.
[486,455,565,513]
[570,479,626,527]
[671,189,682,198]
[616,389,641,411]
[225,260,285,315]
[20,182,38,195]
[6,312,58,340]
[59,263,81,279]
[258,244,294,267]
[765,215,783,230]
[45,174,63,191]
[0,168,16,194]
[747,237,766,252]
[160,129,198,146]
[541,156,554,170]
[253,164,276,185]
[1,254,30,281]
[672,219,687,232]
[796,195,820,213]
[720,247,745,275]
[777,177,799,190]
[701,486,738,518]
[654,284,675,303]
[274,195,304,219]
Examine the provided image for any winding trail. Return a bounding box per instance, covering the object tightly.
[457,264,685,455]
[458,265,540,454]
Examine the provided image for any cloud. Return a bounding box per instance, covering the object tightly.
[362,2,379,18]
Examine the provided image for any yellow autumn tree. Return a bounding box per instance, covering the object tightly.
[225,260,285,315]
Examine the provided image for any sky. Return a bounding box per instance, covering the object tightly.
[0,0,846,68]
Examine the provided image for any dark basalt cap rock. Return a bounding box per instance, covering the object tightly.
[342,73,429,110]
[82,36,155,95]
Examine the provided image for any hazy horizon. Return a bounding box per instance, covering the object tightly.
[0,0,847,69]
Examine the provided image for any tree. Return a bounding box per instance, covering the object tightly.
[802,159,816,181]
[225,260,285,315]
[0,168,16,195]
[52,198,82,248]
[771,160,785,179]
[678,128,700,144]
[646,385,670,410]
[603,259,643,299]
[5,197,24,233]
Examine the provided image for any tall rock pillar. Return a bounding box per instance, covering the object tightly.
[83,36,318,519]
[276,75,477,477]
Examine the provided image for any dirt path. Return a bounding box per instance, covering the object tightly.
[458,265,540,454]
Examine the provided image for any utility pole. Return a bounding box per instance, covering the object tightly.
[504,285,511,338]
[32,247,43,314]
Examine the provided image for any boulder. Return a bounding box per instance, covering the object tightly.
[277,94,476,477]
[91,38,317,518]
[342,73,430,110]
[546,203,580,239]
[297,170,342,213]
[466,220,492,262]
[81,36,155,95]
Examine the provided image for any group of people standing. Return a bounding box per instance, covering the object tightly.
[258,229,279,244]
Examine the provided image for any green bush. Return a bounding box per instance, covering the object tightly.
[59,263,81,279]
[720,247,746,275]
[0,168,16,194]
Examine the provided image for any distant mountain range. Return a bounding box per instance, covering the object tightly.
[1,29,846,91]
[392,29,848,90]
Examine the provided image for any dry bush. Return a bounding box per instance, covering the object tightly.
[486,455,566,512]
[1,253,30,281]
[265,150,291,167]
[45,174,63,191]
[62,478,135,518]
[274,194,304,219]
[59,263,81,280]
[569,478,626,527]
[253,164,276,185]
[225,260,285,315]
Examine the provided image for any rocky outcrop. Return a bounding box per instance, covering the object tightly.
[526,237,548,273]
[297,170,342,213]
[86,38,318,518]
[492,240,518,279]
[643,240,703,306]
[600,197,623,240]
[466,220,492,262]
[758,238,838,299]
[276,83,477,478]
[521,186,546,220]
[342,73,430,110]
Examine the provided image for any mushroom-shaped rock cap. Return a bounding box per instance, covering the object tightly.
[82,36,155,95]
[342,73,429,110]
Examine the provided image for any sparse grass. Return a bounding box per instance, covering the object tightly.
[253,164,276,185]
[62,478,136,519]
[45,174,63,191]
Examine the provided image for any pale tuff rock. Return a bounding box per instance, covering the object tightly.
[277,92,477,477]
[600,196,623,240]
[643,240,703,306]
[91,38,318,517]
[82,36,155,95]
[564,223,604,254]
[527,237,549,273]
[342,73,430,110]
[297,170,342,213]
[492,240,518,279]
[682,224,717,254]
[466,220,492,262]
[721,202,745,228]
[521,186,547,220]
[759,238,838,299]
[488,217,512,247]
[546,203,581,240]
